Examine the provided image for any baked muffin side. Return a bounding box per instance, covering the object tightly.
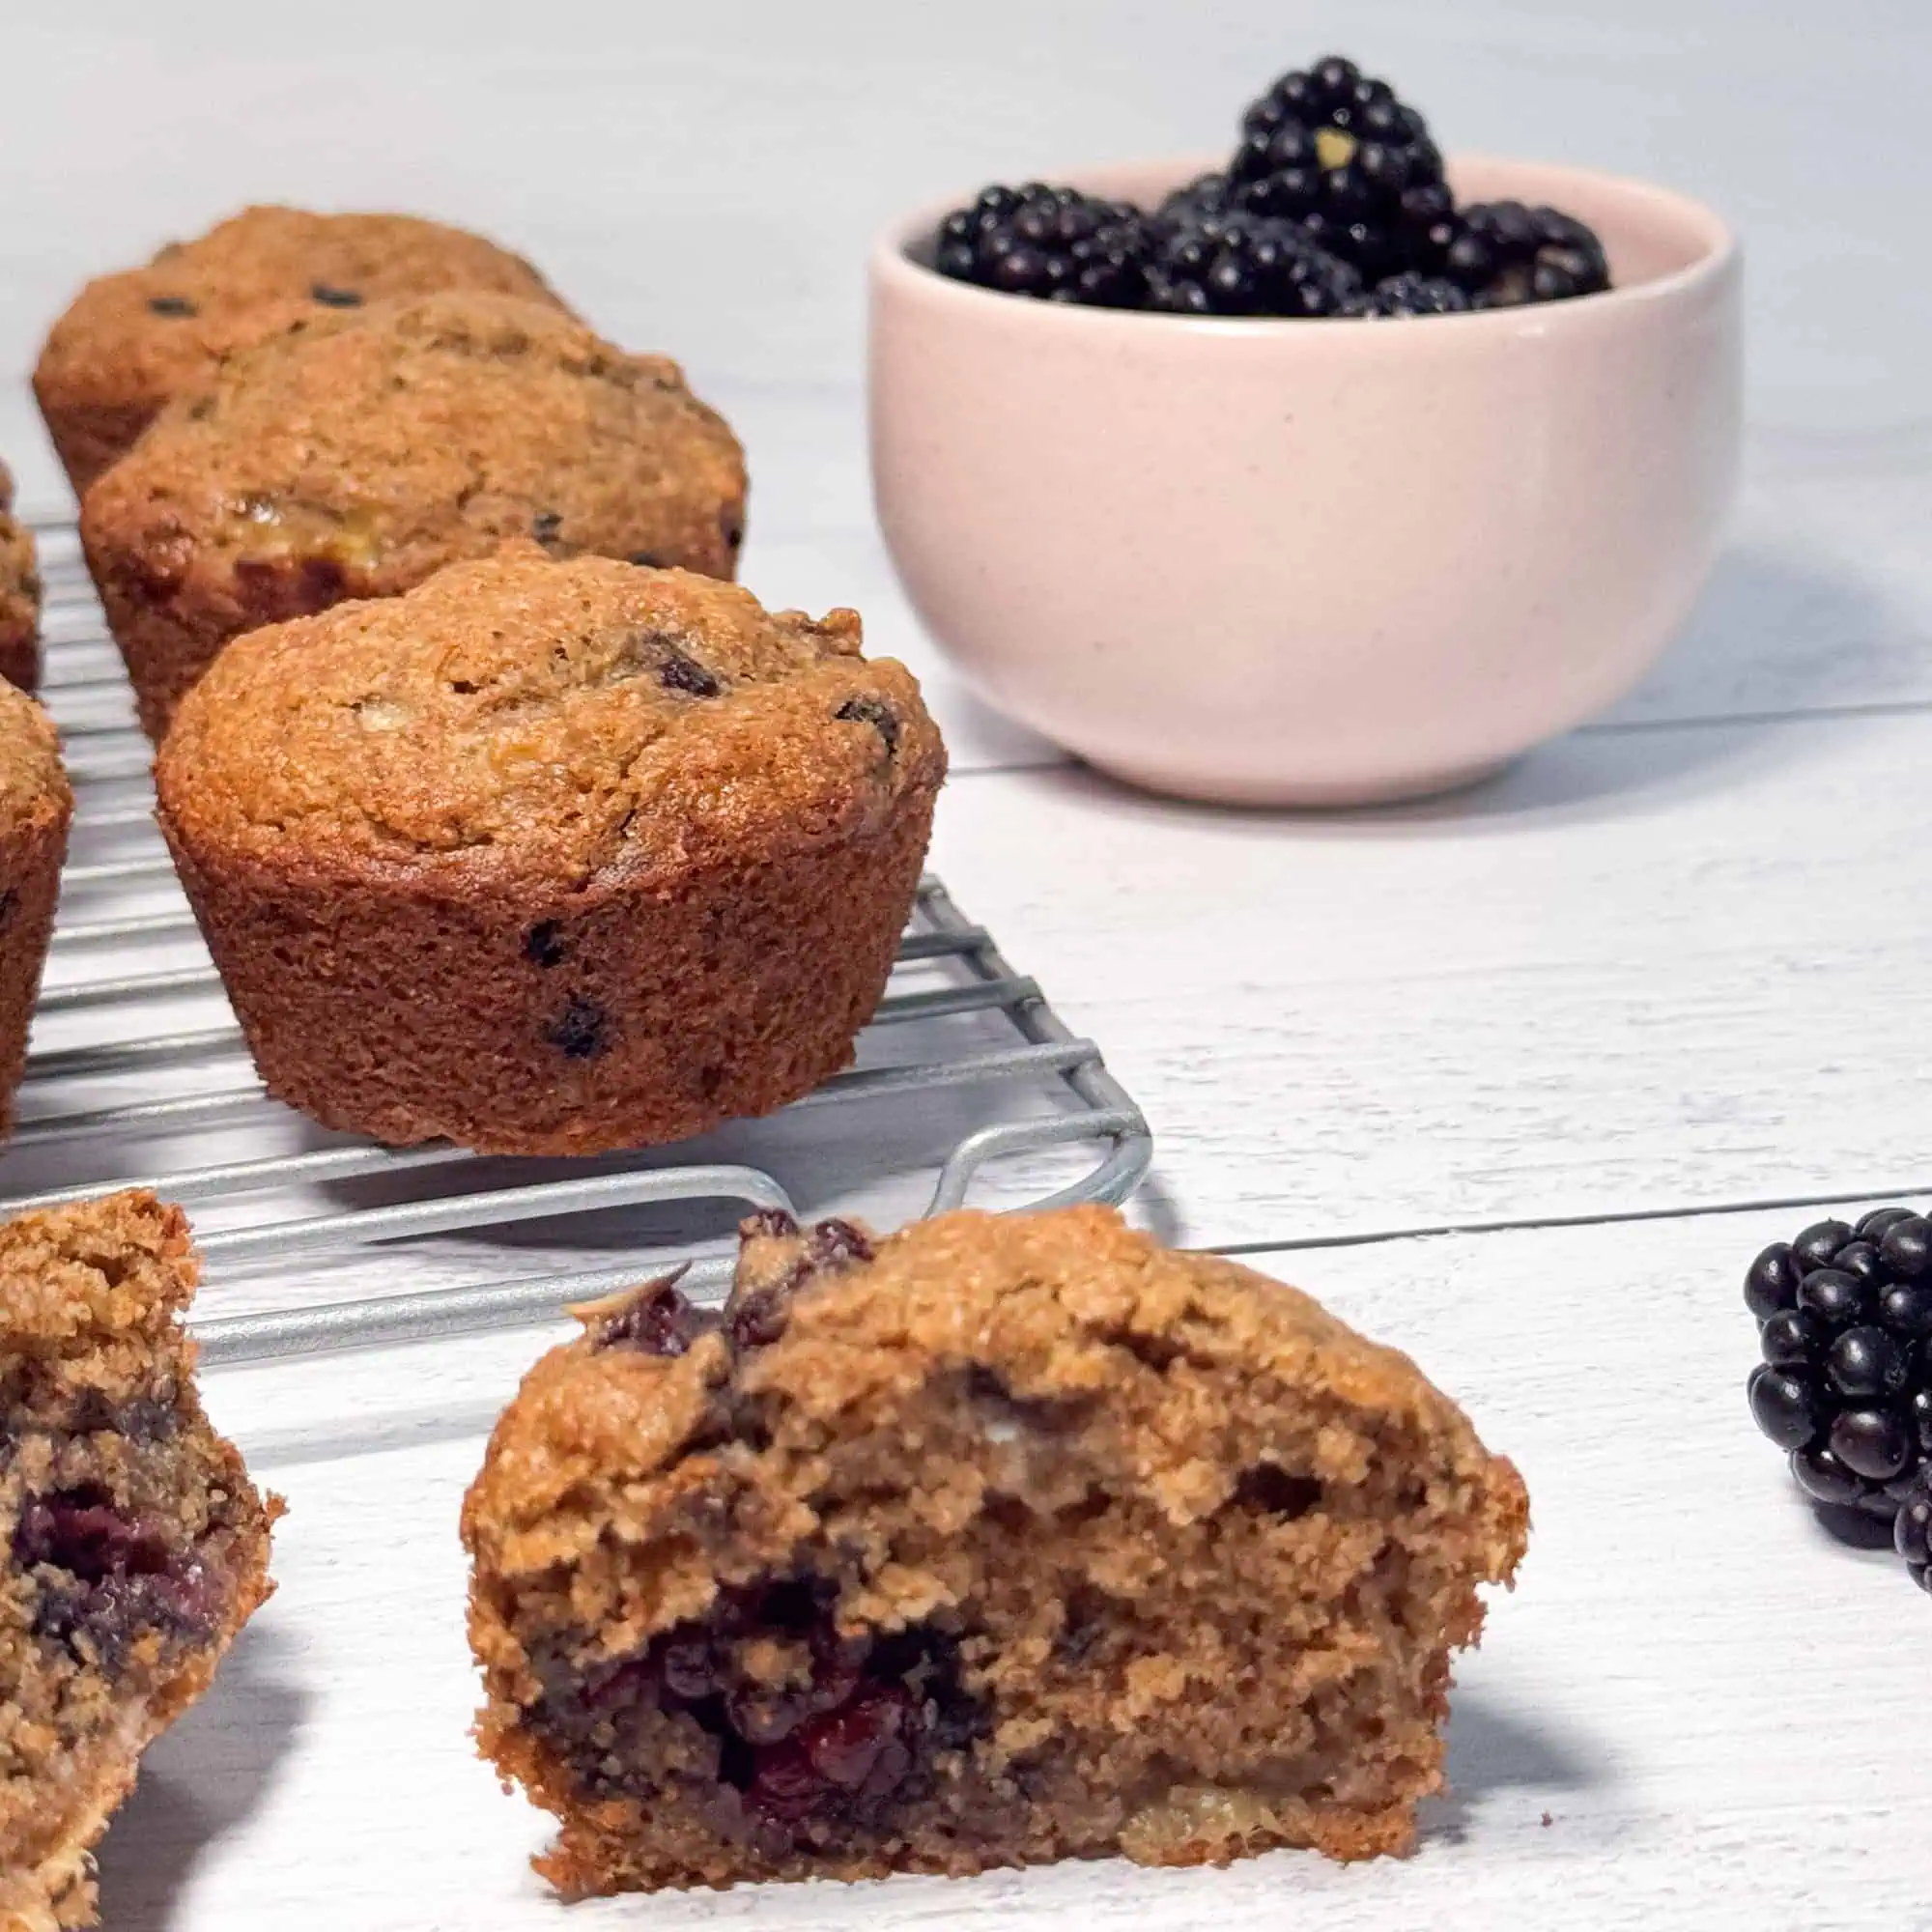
[0,462,42,692]
[154,547,942,1154]
[80,290,747,739]
[34,205,566,494]
[463,1205,1528,1894]
[0,681,71,1134]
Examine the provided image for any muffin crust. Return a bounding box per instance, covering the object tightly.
[34,205,565,494]
[81,292,746,738]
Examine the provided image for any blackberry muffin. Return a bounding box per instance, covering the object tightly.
[154,546,944,1156]
[0,461,43,692]
[34,205,566,495]
[0,1191,279,1930]
[81,291,747,740]
[0,682,71,1135]
[463,1206,1528,1895]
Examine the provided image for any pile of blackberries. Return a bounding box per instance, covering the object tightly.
[932,55,1610,321]
[1745,1207,1932,1591]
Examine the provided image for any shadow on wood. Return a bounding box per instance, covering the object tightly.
[93,1622,310,1928]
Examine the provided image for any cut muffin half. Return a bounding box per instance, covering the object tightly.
[0,1191,279,1930]
[464,1205,1526,1894]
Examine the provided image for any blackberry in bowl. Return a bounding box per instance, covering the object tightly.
[934,184,1159,309]
[873,152,1741,805]
[1230,55,1453,279]
[1443,201,1613,308]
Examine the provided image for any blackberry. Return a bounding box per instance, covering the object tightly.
[1442,202,1611,308]
[1229,54,1450,279]
[1146,209,1361,319]
[1745,1208,1932,1542]
[1340,271,1472,319]
[932,183,1159,309]
[1155,172,1236,227]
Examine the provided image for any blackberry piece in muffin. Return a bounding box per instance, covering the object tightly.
[34,206,567,495]
[0,461,43,692]
[81,291,747,740]
[0,678,71,1135]
[463,1206,1527,1895]
[0,1191,279,1930]
[155,546,944,1156]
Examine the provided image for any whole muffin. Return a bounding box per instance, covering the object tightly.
[154,547,945,1155]
[0,461,42,692]
[80,291,749,740]
[463,1206,1527,1895]
[34,205,566,494]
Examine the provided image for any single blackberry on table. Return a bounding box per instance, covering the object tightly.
[1745,1208,1932,1548]
[932,183,1160,308]
[1341,271,1472,319]
[1146,208,1361,319]
[1229,54,1451,279]
[1442,201,1611,307]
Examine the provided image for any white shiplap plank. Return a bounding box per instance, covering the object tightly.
[928,713,1932,1250]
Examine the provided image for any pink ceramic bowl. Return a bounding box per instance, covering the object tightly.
[869,156,1742,805]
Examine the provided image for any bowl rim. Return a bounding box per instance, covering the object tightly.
[870,150,1739,334]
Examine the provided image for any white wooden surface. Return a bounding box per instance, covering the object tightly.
[0,3,1926,1926]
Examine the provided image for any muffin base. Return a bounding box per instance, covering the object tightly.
[0,621,39,696]
[0,793,71,1135]
[87,545,349,744]
[35,393,156,502]
[158,796,936,1155]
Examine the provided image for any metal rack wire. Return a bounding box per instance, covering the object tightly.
[10,522,1153,1366]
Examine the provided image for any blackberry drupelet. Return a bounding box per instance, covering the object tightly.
[1229,54,1452,279]
[1442,202,1611,307]
[1146,209,1361,318]
[1341,272,1472,319]
[1895,1467,1932,1593]
[1745,1208,1932,1545]
[932,184,1160,308]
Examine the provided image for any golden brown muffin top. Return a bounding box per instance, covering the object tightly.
[156,546,944,893]
[80,291,747,590]
[35,206,565,420]
[0,678,68,838]
[466,1204,1526,1564]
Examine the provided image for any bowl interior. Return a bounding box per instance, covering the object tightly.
[896,154,1731,297]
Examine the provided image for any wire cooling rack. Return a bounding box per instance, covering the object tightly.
[11,522,1152,1367]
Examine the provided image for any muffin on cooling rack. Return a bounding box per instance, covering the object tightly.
[155,545,945,1156]
[80,289,747,740]
[0,1190,280,1930]
[463,1204,1527,1895]
[0,460,43,692]
[34,204,567,495]
[0,678,71,1133]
